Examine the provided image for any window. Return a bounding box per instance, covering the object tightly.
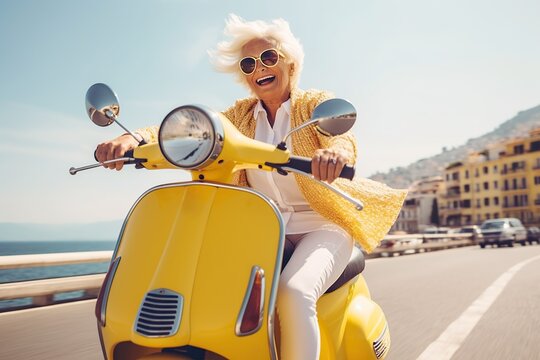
[513,178,518,190]
[494,165,498,173]
[464,184,470,193]
[504,179,509,190]
[483,166,488,174]
[531,141,540,152]
[446,174,450,181]
[484,198,490,206]
[494,197,499,205]
[494,180,498,189]
[535,176,540,185]
[494,213,500,218]
[511,161,525,171]
[483,182,489,190]
[476,199,481,208]
[514,144,524,154]
[475,169,479,177]
[452,172,459,180]
[522,178,527,189]
[475,184,480,192]
[462,199,471,208]
[465,170,469,179]
[453,200,459,208]
[486,213,491,219]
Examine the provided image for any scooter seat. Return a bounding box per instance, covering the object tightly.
[281,240,365,294]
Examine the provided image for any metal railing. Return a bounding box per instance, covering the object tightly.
[0,234,474,311]
[0,251,112,309]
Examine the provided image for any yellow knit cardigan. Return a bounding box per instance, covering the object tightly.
[137,88,407,253]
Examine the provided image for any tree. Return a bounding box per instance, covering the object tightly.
[430,198,440,226]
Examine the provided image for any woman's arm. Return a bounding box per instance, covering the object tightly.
[94,125,159,171]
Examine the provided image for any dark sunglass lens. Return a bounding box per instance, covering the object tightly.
[261,50,279,66]
[240,58,256,74]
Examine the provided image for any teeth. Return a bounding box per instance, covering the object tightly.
[256,75,275,85]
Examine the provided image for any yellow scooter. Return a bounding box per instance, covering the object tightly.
[71,83,390,360]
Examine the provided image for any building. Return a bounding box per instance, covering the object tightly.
[392,176,445,233]
[439,128,540,227]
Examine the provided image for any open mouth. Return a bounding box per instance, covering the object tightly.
[256,75,276,86]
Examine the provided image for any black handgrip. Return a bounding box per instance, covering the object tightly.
[93,149,143,167]
[287,155,355,180]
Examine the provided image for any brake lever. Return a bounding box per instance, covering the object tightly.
[280,167,364,211]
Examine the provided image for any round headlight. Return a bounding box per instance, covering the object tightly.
[158,105,224,169]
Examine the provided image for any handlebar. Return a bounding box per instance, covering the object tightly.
[266,155,355,181]
[287,156,355,180]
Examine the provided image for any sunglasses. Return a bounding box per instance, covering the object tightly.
[239,48,284,75]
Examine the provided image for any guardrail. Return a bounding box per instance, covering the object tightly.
[0,251,112,310]
[0,234,474,311]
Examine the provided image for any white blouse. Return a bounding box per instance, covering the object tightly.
[246,100,340,235]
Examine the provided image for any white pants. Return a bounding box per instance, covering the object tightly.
[277,228,354,360]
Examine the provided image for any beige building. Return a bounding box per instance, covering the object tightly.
[439,128,540,226]
[393,176,445,233]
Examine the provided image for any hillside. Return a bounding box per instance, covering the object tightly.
[370,104,540,188]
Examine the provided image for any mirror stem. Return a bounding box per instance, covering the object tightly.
[107,111,146,146]
[279,119,318,149]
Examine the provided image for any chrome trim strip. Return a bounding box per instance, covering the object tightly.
[134,288,183,338]
[235,266,266,336]
[112,181,285,360]
[100,256,121,326]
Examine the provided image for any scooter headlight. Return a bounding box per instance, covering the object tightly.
[159,105,224,170]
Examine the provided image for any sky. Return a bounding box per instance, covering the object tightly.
[1,0,540,224]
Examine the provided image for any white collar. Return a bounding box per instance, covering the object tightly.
[253,98,291,118]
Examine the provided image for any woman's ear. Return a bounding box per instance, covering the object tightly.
[289,63,295,76]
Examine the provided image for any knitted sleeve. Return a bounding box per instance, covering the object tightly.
[135,125,159,144]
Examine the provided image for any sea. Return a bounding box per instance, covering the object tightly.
[0,240,116,311]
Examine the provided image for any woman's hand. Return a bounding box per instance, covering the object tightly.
[95,134,141,171]
[311,148,351,183]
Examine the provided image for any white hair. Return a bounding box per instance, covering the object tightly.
[209,14,304,90]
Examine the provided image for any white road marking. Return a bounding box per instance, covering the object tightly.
[416,254,540,360]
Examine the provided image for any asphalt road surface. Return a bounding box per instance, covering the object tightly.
[1,244,539,359]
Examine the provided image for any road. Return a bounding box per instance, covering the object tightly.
[1,244,539,359]
[364,244,540,360]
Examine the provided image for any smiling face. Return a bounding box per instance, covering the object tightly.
[240,38,292,104]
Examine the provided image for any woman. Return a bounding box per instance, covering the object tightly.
[96,14,406,360]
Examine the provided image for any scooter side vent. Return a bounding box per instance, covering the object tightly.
[134,289,183,337]
[373,324,390,359]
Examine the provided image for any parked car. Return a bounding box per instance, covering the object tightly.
[458,225,484,243]
[527,227,540,245]
[479,218,527,248]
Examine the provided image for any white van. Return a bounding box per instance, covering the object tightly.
[479,218,527,248]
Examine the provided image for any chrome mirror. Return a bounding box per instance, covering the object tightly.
[85,83,145,144]
[85,83,120,127]
[278,98,356,150]
[312,98,356,136]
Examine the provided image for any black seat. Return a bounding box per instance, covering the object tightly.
[281,240,365,294]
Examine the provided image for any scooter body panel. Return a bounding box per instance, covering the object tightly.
[101,182,284,360]
[318,276,389,360]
